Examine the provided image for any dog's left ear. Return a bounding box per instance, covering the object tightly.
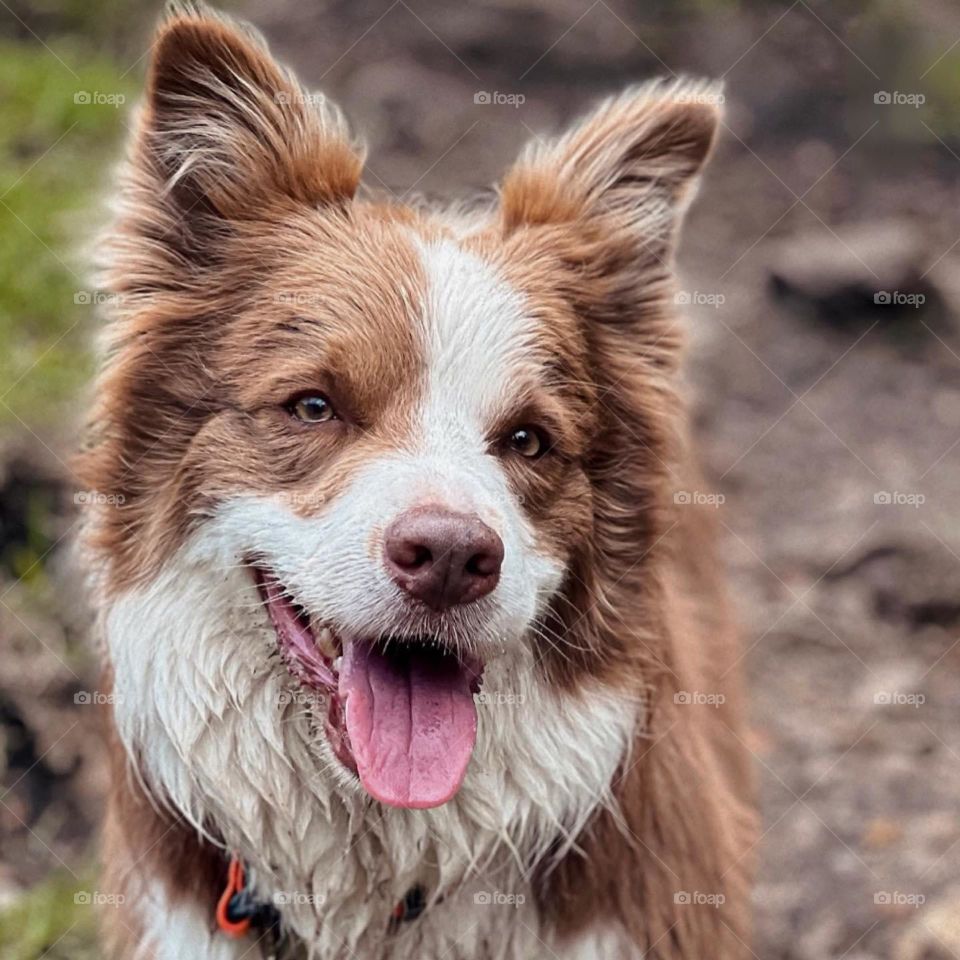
[499,78,721,264]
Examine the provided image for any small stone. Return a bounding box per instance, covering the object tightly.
[768,220,948,335]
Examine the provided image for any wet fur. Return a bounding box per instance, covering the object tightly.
[78,5,756,958]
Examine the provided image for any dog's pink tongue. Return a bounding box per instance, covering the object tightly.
[339,641,477,809]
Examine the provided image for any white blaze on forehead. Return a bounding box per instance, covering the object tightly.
[414,235,536,440]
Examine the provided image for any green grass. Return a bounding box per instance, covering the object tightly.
[0,29,137,960]
[0,870,100,960]
[0,40,134,431]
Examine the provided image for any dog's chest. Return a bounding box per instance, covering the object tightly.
[104,557,639,958]
[221,770,538,956]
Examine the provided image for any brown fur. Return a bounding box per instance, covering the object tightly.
[493,90,755,953]
[79,7,755,958]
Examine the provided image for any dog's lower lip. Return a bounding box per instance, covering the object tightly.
[253,567,339,692]
[253,566,358,774]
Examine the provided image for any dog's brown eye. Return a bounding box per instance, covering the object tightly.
[506,426,548,459]
[288,393,336,423]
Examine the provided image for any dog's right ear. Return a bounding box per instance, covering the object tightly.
[130,7,362,235]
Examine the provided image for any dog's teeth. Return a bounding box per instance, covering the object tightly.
[333,656,343,673]
[317,627,336,658]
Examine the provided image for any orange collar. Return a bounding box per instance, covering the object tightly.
[217,855,429,944]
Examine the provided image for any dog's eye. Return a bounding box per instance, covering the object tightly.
[288,393,337,424]
[505,426,549,459]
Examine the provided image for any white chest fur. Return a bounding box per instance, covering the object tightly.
[104,535,639,958]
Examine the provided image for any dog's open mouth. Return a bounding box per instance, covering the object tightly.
[254,568,482,810]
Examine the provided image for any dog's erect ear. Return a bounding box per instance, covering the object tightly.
[499,78,721,260]
[137,7,363,221]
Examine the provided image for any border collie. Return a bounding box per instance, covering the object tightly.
[77,6,755,957]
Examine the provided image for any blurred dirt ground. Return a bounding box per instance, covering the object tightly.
[2,1,960,957]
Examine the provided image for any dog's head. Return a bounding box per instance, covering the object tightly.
[80,9,721,811]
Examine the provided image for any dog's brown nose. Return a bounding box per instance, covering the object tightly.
[384,508,504,611]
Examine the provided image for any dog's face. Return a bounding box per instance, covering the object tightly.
[190,216,597,805]
[82,10,720,812]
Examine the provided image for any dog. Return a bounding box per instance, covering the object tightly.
[76,6,755,958]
